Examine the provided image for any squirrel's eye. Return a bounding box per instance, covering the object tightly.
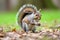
[36,15,38,16]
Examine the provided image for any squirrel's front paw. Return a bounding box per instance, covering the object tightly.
[37,23,41,26]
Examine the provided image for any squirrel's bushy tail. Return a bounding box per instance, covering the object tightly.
[16,4,37,27]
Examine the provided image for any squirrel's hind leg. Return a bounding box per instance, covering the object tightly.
[31,26,36,33]
[22,22,29,33]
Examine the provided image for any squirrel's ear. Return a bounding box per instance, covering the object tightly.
[39,9,41,12]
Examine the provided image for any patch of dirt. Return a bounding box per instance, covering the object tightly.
[0,27,60,40]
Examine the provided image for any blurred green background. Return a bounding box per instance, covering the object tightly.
[0,0,60,31]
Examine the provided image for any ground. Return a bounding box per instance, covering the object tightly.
[0,9,60,40]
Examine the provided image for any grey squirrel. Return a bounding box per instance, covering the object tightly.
[17,4,41,33]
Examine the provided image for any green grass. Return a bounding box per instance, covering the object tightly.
[0,10,60,30]
[0,11,16,25]
[41,10,60,23]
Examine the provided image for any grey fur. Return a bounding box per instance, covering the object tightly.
[16,4,41,32]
